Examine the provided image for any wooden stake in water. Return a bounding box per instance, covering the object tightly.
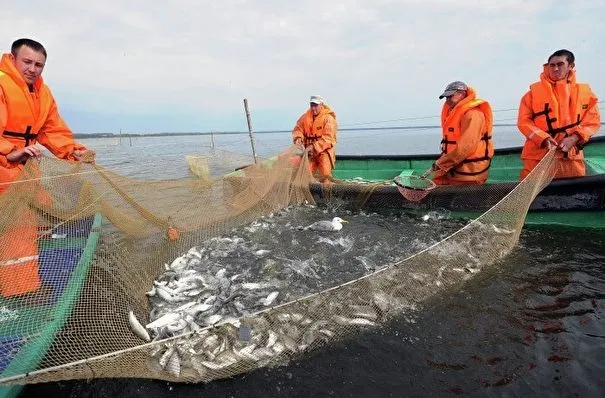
[243,98,258,164]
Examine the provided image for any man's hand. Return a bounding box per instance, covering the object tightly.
[73,149,96,163]
[541,137,558,150]
[6,145,42,163]
[558,135,580,152]
[305,145,314,157]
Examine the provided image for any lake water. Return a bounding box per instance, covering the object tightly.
[75,125,528,179]
[22,127,605,397]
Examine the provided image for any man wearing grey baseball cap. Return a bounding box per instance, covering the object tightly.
[422,81,494,185]
[291,95,338,182]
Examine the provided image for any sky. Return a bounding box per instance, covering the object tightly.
[2,0,604,134]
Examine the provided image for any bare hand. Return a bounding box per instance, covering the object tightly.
[73,149,96,163]
[558,135,580,152]
[6,145,42,163]
[541,137,558,150]
[305,145,314,157]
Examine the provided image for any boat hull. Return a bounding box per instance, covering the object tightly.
[311,136,605,229]
[0,213,102,397]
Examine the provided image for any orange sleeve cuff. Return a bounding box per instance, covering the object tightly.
[530,131,551,146]
[0,141,15,155]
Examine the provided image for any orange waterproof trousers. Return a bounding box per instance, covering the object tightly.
[0,205,41,297]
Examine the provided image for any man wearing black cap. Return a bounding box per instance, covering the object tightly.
[423,81,494,185]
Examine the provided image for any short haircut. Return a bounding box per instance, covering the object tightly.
[548,49,574,64]
[11,38,47,59]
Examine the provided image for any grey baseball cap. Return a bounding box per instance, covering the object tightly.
[310,95,324,104]
[438,81,468,99]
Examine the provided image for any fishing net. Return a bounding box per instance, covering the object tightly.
[0,145,556,390]
[393,174,436,202]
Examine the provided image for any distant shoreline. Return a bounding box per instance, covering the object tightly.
[74,123,521,139]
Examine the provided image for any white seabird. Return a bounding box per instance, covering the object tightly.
[303,217,348,231]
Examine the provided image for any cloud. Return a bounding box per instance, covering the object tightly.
[1,0,603,132]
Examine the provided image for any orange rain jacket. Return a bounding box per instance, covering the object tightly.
[517,66,600,179]
[434,87,494,185]
[0,53,87,297]
[292,104,338,178]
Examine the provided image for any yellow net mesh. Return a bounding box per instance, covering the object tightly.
[0,146,555,387]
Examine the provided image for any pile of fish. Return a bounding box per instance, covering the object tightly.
[125,206,468,380]
[136,286,406,379]
[126,238,415,379]
[129,246,282,343]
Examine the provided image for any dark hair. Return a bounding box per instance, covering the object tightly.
[11,38,47,59]
[548,49,574,64]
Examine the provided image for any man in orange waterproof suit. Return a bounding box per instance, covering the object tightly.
[0,38,94,298]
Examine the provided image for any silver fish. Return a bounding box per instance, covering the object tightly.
[251,346,275,359]
[146,312,180,329]
[349,305,378,321]
[219,315,241,328]
[201,334,220,351]
[128,311,151,342]
[169,256,188,271]
[262,291,279,306]
[165,351,181,377]
[271,341,286,355]
[173,301,197,312]
[280,334,298,353]
[185,303,213,317]
[371,292,391,316]
[166,319,188,333]
[266,331,278,348]
[348,318,376,326]
[319,329,335,338]
[159,346,175,368]
[200,360,229,370]
[241,282,273,290]
[214,350,239,366]
[204,314,223,326]
[191,356,210,376]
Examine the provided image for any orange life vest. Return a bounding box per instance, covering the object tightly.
[292,104,337,168]
[296,105,336,144]
[440,96,494,177]
[526,74,597,160]
[0,71,53,149]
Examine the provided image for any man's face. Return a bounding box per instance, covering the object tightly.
[10,45,46,85]
[445,90,466,108]
[547,55,573,82]
[310,102,321,116]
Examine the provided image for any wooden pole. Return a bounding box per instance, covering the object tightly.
[243,98,258,164]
